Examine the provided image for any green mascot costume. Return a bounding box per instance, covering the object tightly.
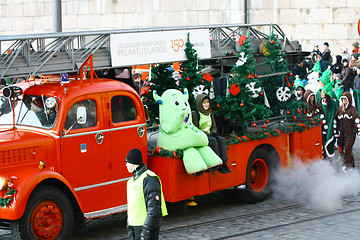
[153,88,223,174]
[319,82,338,158]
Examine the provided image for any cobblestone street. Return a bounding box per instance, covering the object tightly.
[2,139,360,239]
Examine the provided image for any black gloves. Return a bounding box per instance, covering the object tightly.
[127,226,135,240]
[140,227,151,240]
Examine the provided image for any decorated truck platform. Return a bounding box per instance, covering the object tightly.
[0,24,322,240]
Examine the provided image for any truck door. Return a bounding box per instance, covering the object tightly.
[60,95,110,213]
[106,92,147,207]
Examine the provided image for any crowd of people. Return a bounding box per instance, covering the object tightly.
[291,41,360,173]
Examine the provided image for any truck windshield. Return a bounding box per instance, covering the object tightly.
[0,94,59,129]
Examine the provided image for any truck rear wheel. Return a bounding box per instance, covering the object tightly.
[11,185,74,240]
[238,148,274,203]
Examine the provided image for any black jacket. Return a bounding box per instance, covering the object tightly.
[292,63,308,80]
[132,165,162,229]
[331,55,342,74]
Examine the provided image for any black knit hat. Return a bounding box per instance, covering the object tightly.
[125,148,143,165]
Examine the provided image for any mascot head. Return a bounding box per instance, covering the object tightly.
[153,88,192,127]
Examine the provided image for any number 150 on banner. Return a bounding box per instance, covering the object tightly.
[110,29,211,67]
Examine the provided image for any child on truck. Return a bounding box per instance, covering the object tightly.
[192,94,231,174]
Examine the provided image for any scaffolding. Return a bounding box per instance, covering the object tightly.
[0,23,303,79]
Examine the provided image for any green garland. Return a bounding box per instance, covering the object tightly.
[150,116,322,158]
[151,146,183,158]
[0,184,16,208]
[227,116,322,145]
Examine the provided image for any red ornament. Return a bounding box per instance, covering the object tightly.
[259,92,263,96]
[247,74,253,79]
[230,52,234,56]
[297,109,301,113]
[271,40,275,44]
[265,119,269,124]
[303,110,307,114]
[252,123,257,127]
[224,117,228,121]
[230,83,241,96]
[240,103,244,107]
[186,77,190,81]
[201,80,204,82]
[238,35,247,46]
[254,74,258,78]
[262,124,267,128]
[202,73,214,82]
[145,98,149,102]
[289,72,293,76]
[216,103,220,108]
[286,110,291,115]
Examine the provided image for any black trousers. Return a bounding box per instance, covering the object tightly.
[127,226,160,240]
[208,135,228,165]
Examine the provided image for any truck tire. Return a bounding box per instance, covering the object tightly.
[238,148,274,203]
[11,185,74,240]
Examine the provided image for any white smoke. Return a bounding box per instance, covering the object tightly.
[272,156,360,210]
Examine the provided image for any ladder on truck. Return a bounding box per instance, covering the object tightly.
[0,23,304,79]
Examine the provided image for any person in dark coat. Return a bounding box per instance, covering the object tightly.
[291,59,309,84]
[331,55,342,74]
[322,42,332,67]
[133,73,144,95]
[192,94,231,174]
[353,68,360,92]
[126,148,167,240]
[340,59,356,92]
[334,92,360,173]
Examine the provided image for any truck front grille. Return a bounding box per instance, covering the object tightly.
[0,147,36,165]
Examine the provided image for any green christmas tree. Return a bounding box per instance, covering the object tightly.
[212,34,272,131]
[142,63,177,121]
[261,25,304,116]
[178,33,212,110]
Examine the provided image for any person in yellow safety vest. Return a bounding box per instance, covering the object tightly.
[125,148,168,240]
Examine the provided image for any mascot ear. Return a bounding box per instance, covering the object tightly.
[153,90,163,105]
[183,88,189,101]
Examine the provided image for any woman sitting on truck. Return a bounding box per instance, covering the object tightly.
[192,94,231,174]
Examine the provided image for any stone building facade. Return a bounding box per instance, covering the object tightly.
[0,0,360,55]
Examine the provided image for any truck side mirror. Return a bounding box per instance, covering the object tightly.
[77,106,87,125]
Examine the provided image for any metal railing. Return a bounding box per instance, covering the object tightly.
[0,23,300,79]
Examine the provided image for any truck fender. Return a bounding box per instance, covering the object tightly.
[1,169,81,221]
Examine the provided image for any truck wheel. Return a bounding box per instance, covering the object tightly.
[238,149,273,203]
[11,185,74,240]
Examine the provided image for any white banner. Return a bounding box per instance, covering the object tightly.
[110,29,211,67]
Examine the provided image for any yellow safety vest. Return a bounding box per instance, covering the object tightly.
[127,169,167,226]
[199,111,212,134]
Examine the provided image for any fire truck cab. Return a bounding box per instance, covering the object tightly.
[0,73,148,239]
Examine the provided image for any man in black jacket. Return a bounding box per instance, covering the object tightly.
[291,59,309,84]
[322,42,333,67]
[126,148,167,240]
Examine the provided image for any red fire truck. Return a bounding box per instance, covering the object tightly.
[0,55,322,239]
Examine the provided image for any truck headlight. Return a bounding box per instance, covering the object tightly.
[3,86,23,100]
[0,177,7,191]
